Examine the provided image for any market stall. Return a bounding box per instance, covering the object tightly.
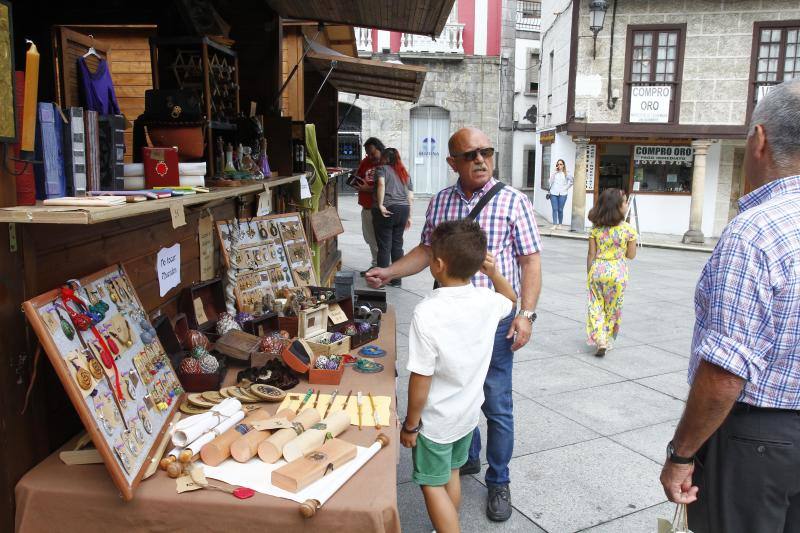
[0,1,443,531]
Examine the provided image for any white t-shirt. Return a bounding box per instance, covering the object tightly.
[406,284,514,444]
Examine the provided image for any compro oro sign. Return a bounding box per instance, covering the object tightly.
[630,85,671,123]
[633,145,694,165]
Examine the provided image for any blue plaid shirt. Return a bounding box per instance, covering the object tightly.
[688,174,800,408]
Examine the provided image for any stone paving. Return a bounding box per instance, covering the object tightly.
[336,194,710,533]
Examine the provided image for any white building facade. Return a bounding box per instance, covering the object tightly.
[535,0,800,242]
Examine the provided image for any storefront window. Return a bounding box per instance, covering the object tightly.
[540,143,551,190]
[632,145,693,193]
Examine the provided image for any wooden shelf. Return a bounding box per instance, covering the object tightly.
[0,174,306,225]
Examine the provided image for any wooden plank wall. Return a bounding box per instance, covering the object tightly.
[281,28,304,121]
[70,27,156,163]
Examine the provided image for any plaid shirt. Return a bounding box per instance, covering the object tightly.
[420,178,541,294]
[688,174,800,408]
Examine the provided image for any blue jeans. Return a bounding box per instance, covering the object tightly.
[550,194,568,224]
[468,314,515,487]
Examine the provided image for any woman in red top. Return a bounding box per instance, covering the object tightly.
[351,137,384,275]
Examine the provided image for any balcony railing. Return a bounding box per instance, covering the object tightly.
[356,27,373,55]
[517,0,542,32]
[400,22,465,56]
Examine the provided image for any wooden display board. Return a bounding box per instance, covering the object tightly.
[215,212,317,313]
[22,265,183,501]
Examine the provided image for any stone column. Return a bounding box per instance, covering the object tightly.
[682,140,714,244]
[570,137,590,232]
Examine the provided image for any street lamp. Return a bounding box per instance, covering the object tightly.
[589,0,608,59]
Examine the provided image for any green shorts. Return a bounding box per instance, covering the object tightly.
[412,432,473,486]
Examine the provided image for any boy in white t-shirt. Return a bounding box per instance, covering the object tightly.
[401,219,516,533]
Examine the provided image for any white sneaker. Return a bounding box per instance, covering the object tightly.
[551,225,558,230]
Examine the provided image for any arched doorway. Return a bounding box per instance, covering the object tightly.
[338,102,363,194]
[410,106,451,194]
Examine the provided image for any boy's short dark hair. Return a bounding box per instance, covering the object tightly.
[430,219,487,280]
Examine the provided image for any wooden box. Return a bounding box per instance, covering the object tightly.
[281,338,345,385]
[214,330,261,362]
[354,288,387,313]
[180,278,226,335]
[305,331,350,356]
[243,311,279,337]
[178,358,226,392]
[271,438,357,493]
[298,304,329,339]
[330,319,379,349]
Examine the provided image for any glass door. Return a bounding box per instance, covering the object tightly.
[410,106,451,194]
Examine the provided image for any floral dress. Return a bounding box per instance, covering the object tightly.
[586,222,638,346]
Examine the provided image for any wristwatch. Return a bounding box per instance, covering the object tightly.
[401,420,422,434]
[666,441,694,464]
[518,310,537,324]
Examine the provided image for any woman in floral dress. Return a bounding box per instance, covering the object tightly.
[586,188,638,357]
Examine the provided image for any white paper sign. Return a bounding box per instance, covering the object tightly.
[257,191,272,216]
[757,84,775,102]
[630,85,671,123]
[299,175,312,199]
[157,244,181,297]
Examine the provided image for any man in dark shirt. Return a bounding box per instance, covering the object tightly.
[352,137,385,276]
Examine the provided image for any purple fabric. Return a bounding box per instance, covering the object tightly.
[78,57,121,115]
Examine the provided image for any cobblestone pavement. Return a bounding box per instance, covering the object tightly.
[336,194,709,532]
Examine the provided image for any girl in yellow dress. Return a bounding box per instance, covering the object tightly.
[586,188,638,357]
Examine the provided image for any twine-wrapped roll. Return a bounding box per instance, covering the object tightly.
[172,398,242,447]
[184,410,245,456]
[257,409,321,464]
[230,408,296,463]
[200,408,271,466]
[282,411,351,462]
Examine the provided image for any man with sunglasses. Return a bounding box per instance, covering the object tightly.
[367,127,542,522]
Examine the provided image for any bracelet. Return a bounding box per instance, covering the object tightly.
[401,420,422,434]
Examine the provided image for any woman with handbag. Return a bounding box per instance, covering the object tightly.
[547,159,573,230]
[372,148,414,287]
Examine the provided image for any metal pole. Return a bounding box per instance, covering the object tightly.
[306,60,338,115]
[271,22,324,112]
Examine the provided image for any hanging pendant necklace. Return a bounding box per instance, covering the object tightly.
[104,333,120,356]
[69,356,93,391]
[53,304,76,340]
[84,348,105,380]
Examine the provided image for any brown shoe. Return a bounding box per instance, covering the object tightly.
[595,347,606,357]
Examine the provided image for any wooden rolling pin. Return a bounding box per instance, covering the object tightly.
[282,411,351,462]
[230,408,297,462]
[200,408,271,466]
[258,408,321,463]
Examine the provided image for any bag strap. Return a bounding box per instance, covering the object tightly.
[466,181,506,221]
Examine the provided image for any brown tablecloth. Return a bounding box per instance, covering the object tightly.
[15,309,400,533]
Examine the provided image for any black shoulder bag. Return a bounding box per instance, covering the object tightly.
[432,182,506,289]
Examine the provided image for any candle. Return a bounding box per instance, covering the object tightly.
[20,39,39,153]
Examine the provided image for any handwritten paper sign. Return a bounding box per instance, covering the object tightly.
[157,244,181,297]
[299,175,312,199]
[198,213,214,281]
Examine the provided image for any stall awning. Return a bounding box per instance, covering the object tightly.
[306,41,426,102]
[265,0,456,37]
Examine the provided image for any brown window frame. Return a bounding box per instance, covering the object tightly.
[746,20,800,121]
[622,24,686,125]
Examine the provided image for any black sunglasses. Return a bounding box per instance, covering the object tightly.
[451,147,495,161]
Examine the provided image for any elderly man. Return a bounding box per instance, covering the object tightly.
[367,127,542,521]
[660,80,800,532]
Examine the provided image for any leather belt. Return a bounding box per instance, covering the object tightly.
[732,402,800,415]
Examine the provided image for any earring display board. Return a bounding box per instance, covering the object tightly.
[22,265,183,501]
[216,212,317,312]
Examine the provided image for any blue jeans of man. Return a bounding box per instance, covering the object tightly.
[550,194,568,224]
[468,314,515,487]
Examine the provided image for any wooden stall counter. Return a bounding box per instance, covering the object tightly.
[15,308,400,533]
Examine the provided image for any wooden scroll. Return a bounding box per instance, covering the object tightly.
[282,411,350,462]
[271,438,357,493]
[229,408,296,463]
[258,408,320,463]
[200,408,271,466]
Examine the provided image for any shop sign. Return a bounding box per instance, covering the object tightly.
[633,145,694,165]
[630,85,671,123]
[418,137,440,157]
[539,130,556,145]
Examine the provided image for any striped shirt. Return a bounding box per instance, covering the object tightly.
[420,178,542,294]
[688,174,800,409]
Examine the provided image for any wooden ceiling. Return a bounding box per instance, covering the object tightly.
[306,47,427,102]
[264,0,456,37]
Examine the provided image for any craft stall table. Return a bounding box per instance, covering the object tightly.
[15,309,400,533]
